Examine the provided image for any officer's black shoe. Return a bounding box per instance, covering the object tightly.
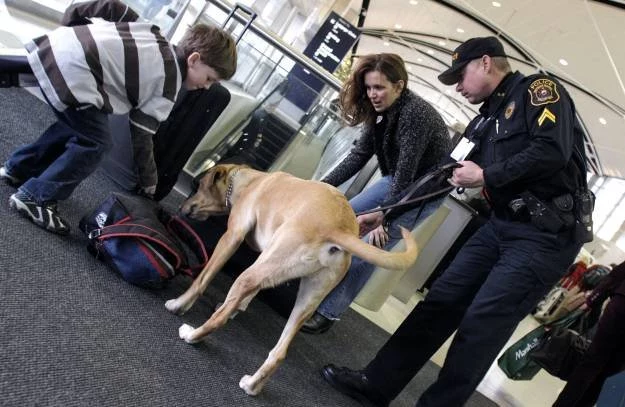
[322,364,389,407]
[300,312,334,334]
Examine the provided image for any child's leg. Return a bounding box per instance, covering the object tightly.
[18,106,111,203]
[4,121,74,183]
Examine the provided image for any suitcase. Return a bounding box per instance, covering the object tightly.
[153,85,231,200]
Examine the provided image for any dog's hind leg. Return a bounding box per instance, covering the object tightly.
[239,263,348,396]
[165,228,245,315]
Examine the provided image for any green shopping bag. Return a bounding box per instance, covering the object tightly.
[497,324,547,380]
[497,309,584,380]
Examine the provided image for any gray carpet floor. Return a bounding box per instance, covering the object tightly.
[0,87,497,407]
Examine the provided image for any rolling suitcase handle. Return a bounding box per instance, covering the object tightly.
[222,2,257,44]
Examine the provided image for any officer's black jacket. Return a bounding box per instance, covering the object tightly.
[465,71,585,209]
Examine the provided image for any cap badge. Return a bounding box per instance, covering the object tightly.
[452,52,459,61]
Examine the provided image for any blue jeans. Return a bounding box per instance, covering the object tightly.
[5,105,111,203]
[317,176,445,320]
[363,216,582,406]
[348,176,392,213]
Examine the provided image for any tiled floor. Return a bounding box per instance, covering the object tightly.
[351,293,566,406]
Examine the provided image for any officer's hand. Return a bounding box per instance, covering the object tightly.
[357,211,384,237]
[138,185,157,199]
[367,224,389,248]
[448,160,484,188]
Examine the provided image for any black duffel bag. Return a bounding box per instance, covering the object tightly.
[79,193,209,288]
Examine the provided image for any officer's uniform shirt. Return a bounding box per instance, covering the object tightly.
[466,71,584,211]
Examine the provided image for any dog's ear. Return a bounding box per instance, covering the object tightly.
[204,165,229,186]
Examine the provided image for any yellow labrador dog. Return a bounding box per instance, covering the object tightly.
[165,164,418,395]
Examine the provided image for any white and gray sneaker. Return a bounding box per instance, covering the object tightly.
[0,166,22,187]
[9,191,70,235]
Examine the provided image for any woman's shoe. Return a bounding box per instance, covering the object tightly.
[300,312,334,334]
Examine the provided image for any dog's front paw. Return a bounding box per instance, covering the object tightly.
[178,323,201,344]
[165,299,183,314]
[239,374,261,396]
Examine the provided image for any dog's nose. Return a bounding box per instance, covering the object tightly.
[179,203,192,216]
[181,202,200,217]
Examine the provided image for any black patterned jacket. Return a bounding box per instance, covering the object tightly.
[322,89,451,206]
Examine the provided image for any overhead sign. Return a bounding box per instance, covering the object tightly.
[285,11,360,112]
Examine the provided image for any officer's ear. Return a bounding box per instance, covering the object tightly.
[481,55,492,73]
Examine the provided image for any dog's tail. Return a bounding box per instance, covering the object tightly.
[327,227,418,270]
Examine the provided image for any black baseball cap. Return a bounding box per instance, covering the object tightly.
[438,36,506,85]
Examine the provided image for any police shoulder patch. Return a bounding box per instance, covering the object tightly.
[528,78,560,106]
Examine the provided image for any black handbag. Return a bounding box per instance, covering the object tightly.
[530,328,591,380]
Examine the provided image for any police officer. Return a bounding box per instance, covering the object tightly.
[319,36,589,407]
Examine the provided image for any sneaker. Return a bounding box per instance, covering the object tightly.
[0,166,22,187]
[9,191,70,235]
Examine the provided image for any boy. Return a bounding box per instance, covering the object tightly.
[1,3,237,235]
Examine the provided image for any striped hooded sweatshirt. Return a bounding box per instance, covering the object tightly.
[25,21,183,187]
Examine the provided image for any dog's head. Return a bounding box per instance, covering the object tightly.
[180,164,242,220]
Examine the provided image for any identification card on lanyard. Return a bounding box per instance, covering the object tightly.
[450,137,476,161]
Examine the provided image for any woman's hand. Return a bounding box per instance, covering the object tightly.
[357,211,384,237]
[367,224,389,248]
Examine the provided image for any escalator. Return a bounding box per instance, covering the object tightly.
[222,108,299,171]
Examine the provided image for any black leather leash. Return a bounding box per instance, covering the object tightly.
[355,162,462,216]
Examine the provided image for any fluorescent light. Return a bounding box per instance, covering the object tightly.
[559,59,569,66]
[456,28,465,33]
[492,1,501,7]
[417,58,423,62]
[383,42,390,46]
[395,23,402,29]
[599,117,607,125]
[407,66,413,71]
[427,49,434,55]
[438,40,446,46]
[409,0,418,4]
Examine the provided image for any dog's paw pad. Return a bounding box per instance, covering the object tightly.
[239,375,259,396]
[178,323,196,342]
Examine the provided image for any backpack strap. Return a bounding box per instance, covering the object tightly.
[88,223,185,270]
[164,216,210,278]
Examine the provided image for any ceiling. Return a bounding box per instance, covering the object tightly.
[333,0,625,178]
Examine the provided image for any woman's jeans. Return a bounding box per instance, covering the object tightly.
[317,176,444,320]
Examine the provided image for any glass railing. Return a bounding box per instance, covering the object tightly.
[171,0,356,183]
[1,0,386,193]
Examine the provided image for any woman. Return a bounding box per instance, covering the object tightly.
[553,260,625,407]
[302,53,452,334]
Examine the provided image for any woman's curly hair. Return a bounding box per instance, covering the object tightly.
[339,53,408,126]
